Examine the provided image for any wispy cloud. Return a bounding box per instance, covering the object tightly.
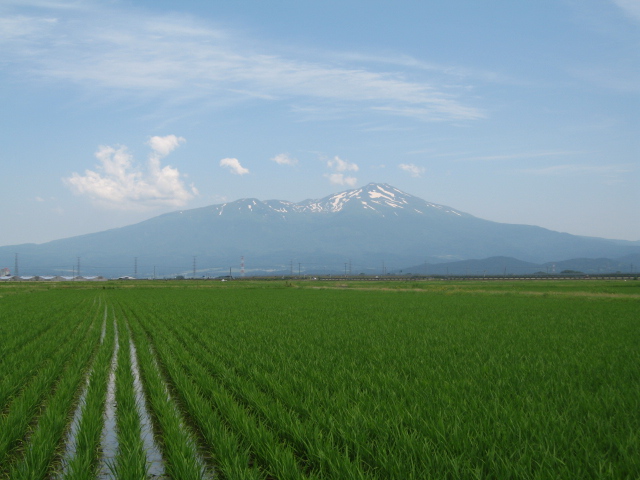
[0,3,482,122]
[64,136,196,209]
[611,0,640,22]
[458,151,584,162]
[271,153,297,166]
[399,163,426,177]
[521,163,634,176]
[220,158,249,175]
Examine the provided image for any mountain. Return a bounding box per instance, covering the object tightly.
[2,183,639,277]
[403,254,640,276]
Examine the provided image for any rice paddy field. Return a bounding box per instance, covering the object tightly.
[0,279,638,479]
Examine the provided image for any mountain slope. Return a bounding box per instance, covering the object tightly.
[2,183,638,277]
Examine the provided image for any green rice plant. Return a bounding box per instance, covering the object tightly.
[63,309,115,480]
[112,319,148,479]
[2,282,637,479]
[5,307,100,479]
[159,318,364,479]
[110,285,639,479]
[122,305,206,480]
[0,308,96,472]
[0,296,88,410]
[152,342,263,480]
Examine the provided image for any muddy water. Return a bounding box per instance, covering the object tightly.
[129,336,166,477]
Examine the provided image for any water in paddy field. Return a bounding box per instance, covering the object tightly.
[57,304,109,477]
[99,317,119,479]
[129,335,166,477]
[100,305,107,344]
[57,361,92,476]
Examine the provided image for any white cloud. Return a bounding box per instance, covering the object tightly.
[327,156,358,172]
[325,173,358,187]
[0,4,482,122]
[64,138,196,209]
[220,157,249,175]
[271,153,297,166]
[325,155,358,186]
[148,134,185,158]
[399,163,426,177]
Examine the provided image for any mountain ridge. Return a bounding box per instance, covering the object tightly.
[1,183,638,277]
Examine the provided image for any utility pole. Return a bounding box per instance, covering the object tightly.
[77,257,81,278]
[153,265,156,280]
[193,256,196,278]
[14,253,18,277]
[298,263,301,277]
[344,262,347,277]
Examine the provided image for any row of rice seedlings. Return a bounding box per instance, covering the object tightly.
[59,306,115,480]
[0,298,90,410]
[111,317,148,479]
[108,286,640,478]
[123,305,208,480]
[137,314,309,480]
[161,318,365,479]
[126,324,165,478]
[0,315,77,412]
[0,293,83,361]
[0,308,97,471]
[4,306,101,479]
[136,321,263,480]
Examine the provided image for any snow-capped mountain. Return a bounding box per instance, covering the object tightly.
[2,183,638,277]
[195,183,468,218]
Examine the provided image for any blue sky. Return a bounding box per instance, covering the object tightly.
[1,0,638,246]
